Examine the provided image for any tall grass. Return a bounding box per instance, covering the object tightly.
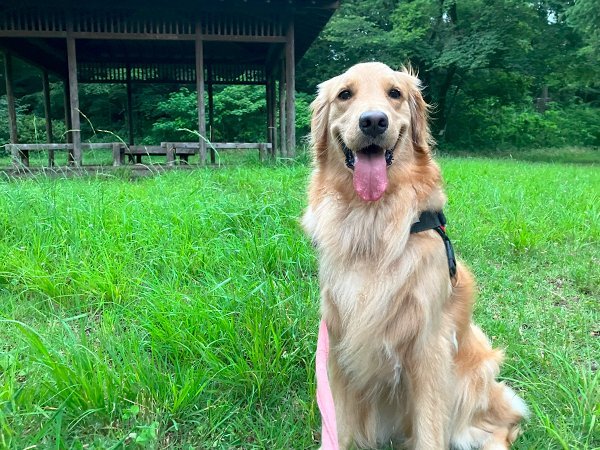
[0,157,598,448]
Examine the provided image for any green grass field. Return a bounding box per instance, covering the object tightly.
[0,156,598,449]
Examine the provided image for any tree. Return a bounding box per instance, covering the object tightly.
[565,0,600,102]
[296,0,599,148]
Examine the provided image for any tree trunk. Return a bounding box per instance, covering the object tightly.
[434,65,457,137]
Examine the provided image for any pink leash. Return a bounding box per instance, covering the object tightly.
[316,320,339,450]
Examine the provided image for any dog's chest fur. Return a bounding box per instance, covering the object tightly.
[304,190,452,391]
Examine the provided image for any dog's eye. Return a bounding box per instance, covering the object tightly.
[389,89,402,99]
[338,90,352,101]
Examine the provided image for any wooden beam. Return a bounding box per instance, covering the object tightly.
[266,70,277,159]
[126,64,134,146]
[159,142,272,150]
[0,30,286,43]
[66,20,82,166]
[5,143,120,150]
[270,69,277,158]
[0,38,67,79]
[285,21,296,157]
[211,143,272,150]
[3,52,24,167]
[71,33,287,43]
[195,22,206,165]
[265,43,285,74]
[112,142,124,167]
[271,78,279,159]
[266,74,273,158]
[42,70,54,166]
[278,58,286,158]
[63,80,73,164]
[0,31,67,39]
[207,63,215,164]
[83,78,267,86]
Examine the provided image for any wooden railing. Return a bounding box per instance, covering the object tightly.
[0,9,286,40]
[4,142,273,168]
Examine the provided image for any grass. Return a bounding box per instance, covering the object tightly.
[0,155,598,449]
[440,146,600,165]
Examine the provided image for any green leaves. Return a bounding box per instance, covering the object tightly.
[297,0,598,149]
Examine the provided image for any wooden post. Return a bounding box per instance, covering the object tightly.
[42,70,54,166]
[266,73,273,159]
[270,70,278,158]
[126,64,134,147]
[112,143,123,166]
[5,52,26,167]
[165,143,175,166]
[278,59,286,158]
[63,80,73,164]
[195,22,207,165]
[285,21,296,157]
[536,85,550,113]
[66,20,82,166]
[207,63,215,164]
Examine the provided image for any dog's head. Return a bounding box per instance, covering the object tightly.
[311,62,431,202]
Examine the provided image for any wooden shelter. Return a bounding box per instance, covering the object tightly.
[0,0,338,167]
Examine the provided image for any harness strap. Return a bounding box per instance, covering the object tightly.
[410,210,457,279]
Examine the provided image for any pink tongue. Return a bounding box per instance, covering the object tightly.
[353,152,388,202]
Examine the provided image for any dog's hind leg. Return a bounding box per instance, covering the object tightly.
[479,383,528,449]
[450,325,528,449]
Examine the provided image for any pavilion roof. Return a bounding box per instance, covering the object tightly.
[0,0,338,81]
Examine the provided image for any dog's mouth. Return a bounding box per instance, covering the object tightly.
[342,143,394,170]
[341,142,395,202]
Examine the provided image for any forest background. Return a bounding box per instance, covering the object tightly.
[1,0,599,152]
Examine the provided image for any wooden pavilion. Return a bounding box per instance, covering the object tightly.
[0,0,338,167]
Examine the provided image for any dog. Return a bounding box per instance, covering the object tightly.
[302,62,528,450]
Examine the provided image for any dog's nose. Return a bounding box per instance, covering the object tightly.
[359,111,388,137]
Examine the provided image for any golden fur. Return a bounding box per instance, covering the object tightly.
[302,62,527,450]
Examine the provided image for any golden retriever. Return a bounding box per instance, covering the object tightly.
[302,62,527,449]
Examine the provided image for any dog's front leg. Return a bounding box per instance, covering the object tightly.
[327,357,361,450]
[405,340,453,450]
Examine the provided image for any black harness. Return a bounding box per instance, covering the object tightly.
[410,211,457,279]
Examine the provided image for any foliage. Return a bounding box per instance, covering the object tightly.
[0,97,67,155]
[146,87,200,143]
[566,0,600,58]
[145,85,268,143]
[445,100,600,150]
[295,92,312,141]
[565,0,600,97]
[143,85,311,145]
[212,85,267,142]
[298,0,600,149]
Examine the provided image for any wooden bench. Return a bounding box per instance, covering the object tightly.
[7,143,122,167]
[114,144,195,166]
[6,141,274,167]
[158,142,273,164]
[212,143,272,162]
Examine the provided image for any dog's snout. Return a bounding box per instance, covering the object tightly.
[359,111,388,138]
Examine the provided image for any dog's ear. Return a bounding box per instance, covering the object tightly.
[310,78,334,162]
[408,81,431,155]
[401,68,432,156]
